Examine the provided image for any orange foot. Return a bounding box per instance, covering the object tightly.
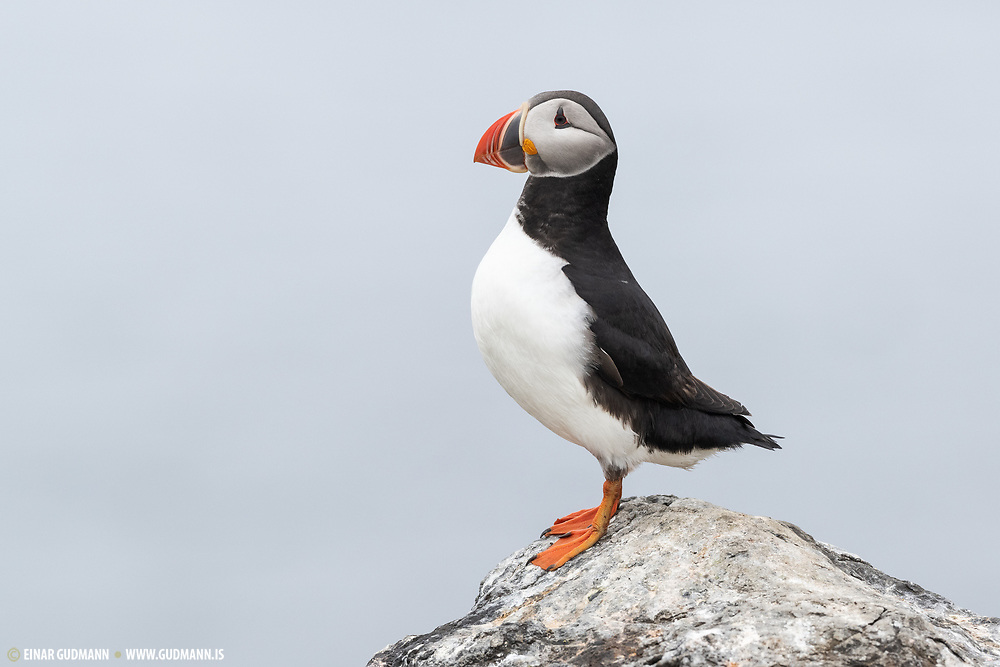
[530,479,623,571]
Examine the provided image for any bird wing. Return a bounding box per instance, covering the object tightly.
[563,264,750,416]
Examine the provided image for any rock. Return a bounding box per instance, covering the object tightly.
[368,496,1000,667]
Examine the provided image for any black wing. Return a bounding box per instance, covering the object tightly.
[563,263,750,417]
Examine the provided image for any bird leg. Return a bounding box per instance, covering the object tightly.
[530,479,622,571]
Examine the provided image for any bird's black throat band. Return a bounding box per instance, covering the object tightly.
[515,152,619,262]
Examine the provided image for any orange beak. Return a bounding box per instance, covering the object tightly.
[473,104,528,173]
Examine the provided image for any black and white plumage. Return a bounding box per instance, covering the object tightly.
[472,91,779,568]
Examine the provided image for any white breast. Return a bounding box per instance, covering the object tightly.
[471,210,642,471]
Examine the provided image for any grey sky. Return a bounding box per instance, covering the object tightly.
[1,3,998,665]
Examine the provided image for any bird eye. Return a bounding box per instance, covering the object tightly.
[554,106,570,129]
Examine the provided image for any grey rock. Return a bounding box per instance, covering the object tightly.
[368,496,1000,667]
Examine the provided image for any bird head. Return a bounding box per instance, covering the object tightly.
[474,91,617,178]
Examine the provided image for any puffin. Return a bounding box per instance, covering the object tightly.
[471,91,780,571]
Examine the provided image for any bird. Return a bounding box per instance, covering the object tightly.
[471,90,780,571]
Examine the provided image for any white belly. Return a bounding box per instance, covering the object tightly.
[470,211,642,471]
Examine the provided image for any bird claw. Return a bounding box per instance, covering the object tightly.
[541,529,572,539]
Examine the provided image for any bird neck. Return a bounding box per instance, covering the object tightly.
[515,152,618,251]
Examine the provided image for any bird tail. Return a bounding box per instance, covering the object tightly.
[737,415,782,450]
[750,431,783,451]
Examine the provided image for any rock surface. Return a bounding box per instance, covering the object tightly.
[368,496,1000,666]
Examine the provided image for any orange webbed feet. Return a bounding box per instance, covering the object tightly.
[530,526,602,570]
[530,479,623,571]
[540,506,601,537]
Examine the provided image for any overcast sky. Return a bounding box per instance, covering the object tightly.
[2,3,998,665]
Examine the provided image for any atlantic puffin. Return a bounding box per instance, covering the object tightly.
[471,91,780,571]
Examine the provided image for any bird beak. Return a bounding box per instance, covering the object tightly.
[474,102,529,173]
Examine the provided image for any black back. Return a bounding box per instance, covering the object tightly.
[515,153,780,455]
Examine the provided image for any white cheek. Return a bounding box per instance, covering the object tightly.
[523,100,616,178]
[535,129,613,175]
